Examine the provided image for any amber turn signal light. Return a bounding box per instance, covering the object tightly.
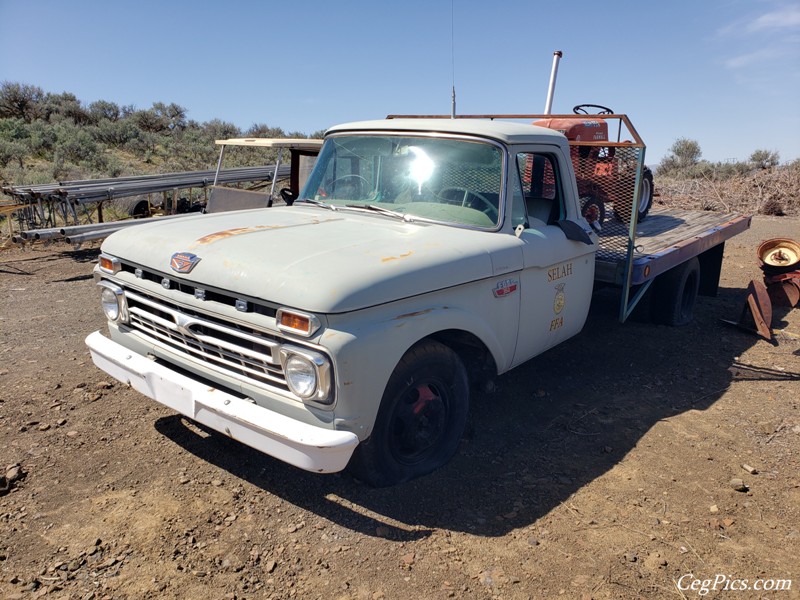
[281,312,309,332]
[276,309,320,337]
[98,254,120,274]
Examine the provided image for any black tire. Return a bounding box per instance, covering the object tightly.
[348,340,469,487]
[113,197,150,218]
[651,257,701,326]
[637,167,654,222]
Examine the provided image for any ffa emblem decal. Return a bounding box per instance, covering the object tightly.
[553,283,566,314]
[493,278,519,298]
[170,252,201,274]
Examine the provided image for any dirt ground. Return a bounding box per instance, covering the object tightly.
[1,215,798,600]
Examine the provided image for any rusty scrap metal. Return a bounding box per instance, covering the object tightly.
[726,238,800,340]
[765,272,800,308]
[759,238,800,309]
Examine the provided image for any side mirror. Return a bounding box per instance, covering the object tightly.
[557,220,594,245]
[280,188,298,206]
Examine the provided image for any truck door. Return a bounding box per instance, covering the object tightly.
[510,149,596,367]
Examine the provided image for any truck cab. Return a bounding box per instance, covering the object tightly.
[86,119,603,486]
[313,119,598,358]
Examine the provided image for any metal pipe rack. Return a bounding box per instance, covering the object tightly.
[3,163,291,236]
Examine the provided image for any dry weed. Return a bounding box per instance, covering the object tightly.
[655,166,800,217]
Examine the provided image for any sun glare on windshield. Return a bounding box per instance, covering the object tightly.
[300,135,503,228]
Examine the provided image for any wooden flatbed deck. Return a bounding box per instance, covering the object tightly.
[594,208,752,286]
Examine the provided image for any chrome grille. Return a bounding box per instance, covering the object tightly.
[118,262,278,318]
[124,288,289,392]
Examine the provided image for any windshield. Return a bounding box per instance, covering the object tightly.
[298,134,503,228]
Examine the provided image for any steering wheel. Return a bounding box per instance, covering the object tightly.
[330,174,370,199]
[439,187,498,221]
[573,104,614,115]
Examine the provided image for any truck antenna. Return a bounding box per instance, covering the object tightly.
[543,50,563,115]
[450,0,457,118]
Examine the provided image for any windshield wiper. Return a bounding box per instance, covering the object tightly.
[294,198,337,210]
[344,204,412,221]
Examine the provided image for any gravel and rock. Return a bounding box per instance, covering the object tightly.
[1,216,798,599]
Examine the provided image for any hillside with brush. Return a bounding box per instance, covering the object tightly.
[1,82,797,220]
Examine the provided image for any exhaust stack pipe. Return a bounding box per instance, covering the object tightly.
[543,50,563,115]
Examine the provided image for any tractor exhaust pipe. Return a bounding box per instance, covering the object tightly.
[543,50,563,115]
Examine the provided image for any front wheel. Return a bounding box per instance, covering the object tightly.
[348,340,469,487]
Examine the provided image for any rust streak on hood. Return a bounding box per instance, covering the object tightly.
[381,251,414,263]
[191,216,340,246]
[194,225,283,245]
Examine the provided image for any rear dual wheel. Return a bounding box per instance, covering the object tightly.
[348,340,469,487]
[651,257,701,326]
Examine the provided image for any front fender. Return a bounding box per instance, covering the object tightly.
[323,284,518,441]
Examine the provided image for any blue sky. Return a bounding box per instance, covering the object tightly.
[1,0,799,164]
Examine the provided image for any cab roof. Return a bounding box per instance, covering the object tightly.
[325,118,567,146]
[214,138,323,150]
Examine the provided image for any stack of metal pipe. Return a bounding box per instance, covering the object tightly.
[13,213,193,245]
[2,165,290,206]
[4,163,292,243]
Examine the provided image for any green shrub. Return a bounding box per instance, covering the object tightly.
[0,138,27,168]
[749,149,780,170]
[0,81,45,122]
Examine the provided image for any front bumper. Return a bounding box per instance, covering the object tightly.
[85,331,359,473]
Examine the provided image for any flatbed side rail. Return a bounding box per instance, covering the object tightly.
[628,213,752,285]
[594,210,752,320]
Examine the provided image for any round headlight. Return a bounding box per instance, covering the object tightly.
[101,286,121,321]
[285,355,317,398]
[98,282,128,323]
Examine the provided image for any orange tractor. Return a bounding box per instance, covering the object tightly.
[533,103,654,231]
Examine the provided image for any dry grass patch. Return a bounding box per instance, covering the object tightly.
[655,164,800,217]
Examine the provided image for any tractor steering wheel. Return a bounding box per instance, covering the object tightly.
[573,104,614,115]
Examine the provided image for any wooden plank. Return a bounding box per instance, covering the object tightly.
[594,208,751,285]
[633,209,744,255]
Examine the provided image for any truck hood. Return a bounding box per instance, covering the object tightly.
[101,207,519,313]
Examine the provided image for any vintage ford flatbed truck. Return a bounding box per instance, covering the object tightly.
[86,115,750,486]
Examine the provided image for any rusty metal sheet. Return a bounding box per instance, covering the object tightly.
[745,279,774,340]
[768,280,800,308]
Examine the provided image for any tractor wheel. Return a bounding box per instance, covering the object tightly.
[348,340,469,487]
[637,167,654,222]
[580,196,605,233]
[612,167,654,226]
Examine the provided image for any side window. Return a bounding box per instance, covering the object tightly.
[509,162,527,229]
[515,152,563,225]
